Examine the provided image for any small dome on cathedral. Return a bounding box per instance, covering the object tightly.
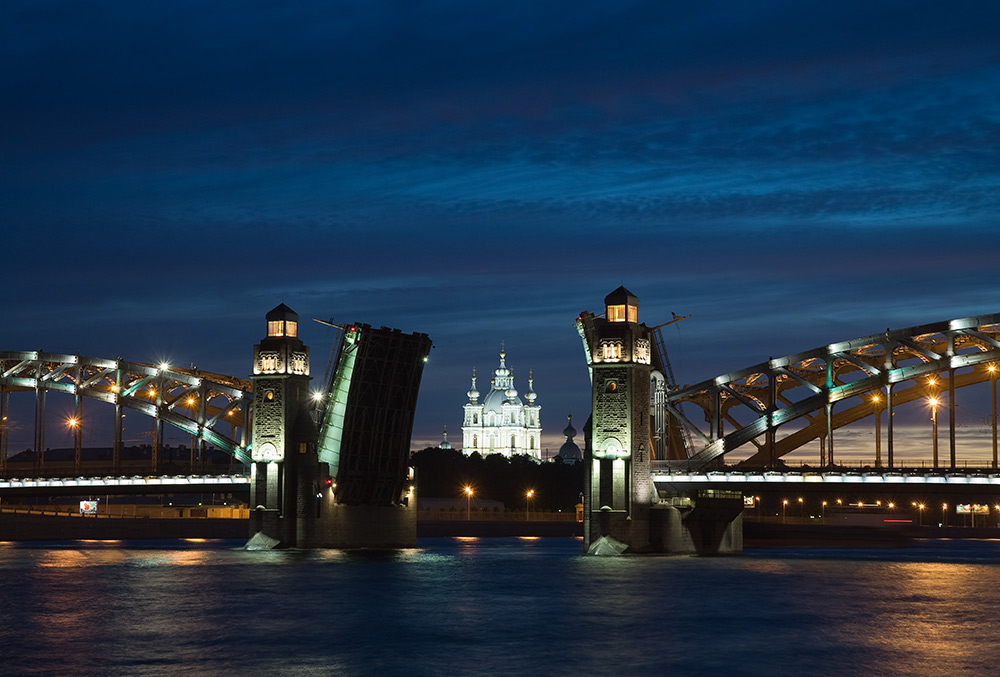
[557,413,581,464]
[467,370,479,402]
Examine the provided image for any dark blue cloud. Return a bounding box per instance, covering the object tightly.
[2,1,999,451]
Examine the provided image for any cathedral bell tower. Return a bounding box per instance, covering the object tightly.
[249,303,317,547]
[576,287,655,552]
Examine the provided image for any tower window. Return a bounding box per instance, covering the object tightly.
[473,435,478,448]
[267,320,298,337]
[473,413,478,424]
[607,304,637,323]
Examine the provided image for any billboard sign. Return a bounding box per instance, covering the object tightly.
[79,500,98,515]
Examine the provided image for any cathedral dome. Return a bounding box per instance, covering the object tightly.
[557,414,581,463]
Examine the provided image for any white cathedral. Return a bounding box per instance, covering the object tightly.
[462,346,542,459]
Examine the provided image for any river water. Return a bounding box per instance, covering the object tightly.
[2,537,1000,676]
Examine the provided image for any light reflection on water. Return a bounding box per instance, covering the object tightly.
[1,538,1000,675]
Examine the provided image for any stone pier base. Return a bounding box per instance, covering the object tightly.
[299,503,416,549]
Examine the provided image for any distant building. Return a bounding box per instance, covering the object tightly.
[556,414,582,464]
[462,345,541,459]
[438,426,452,450]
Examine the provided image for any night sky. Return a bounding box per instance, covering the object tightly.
[3,2,999,459]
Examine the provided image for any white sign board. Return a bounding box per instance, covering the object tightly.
[79,500,98,515]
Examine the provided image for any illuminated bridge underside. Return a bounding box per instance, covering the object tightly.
[0,351,253,465]
[653,470,1000,488]
[665,315,1000,470]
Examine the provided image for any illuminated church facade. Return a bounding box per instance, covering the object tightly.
[462,346,542,459]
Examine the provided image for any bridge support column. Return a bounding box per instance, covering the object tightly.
[825,402,834,466]
[949,369,956,469]
[73,393,82,474]
[113,366,122,473]
[34,386,45,474]
[0,387,7,474]
[887,384,894,468]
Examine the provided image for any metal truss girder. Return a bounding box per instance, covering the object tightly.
[897,337,942,362]
[833,350,881,376]
[961,329,1000,351]
[0,350,253,467]
[773,366,824,394]
[663,402,711,445]
[719,383,766,413]
[667,313,1000,469]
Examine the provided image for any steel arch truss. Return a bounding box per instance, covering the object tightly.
[665,315,1000,470]
[0,351,253,465]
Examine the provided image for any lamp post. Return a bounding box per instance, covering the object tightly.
[928,396,940,469]
[525,489,534,521]
[798,497,804,519]
[782,499,788,524]
[821,500,827,523]
[67,416,81,475]
[871,393,882,467]
[990,364,998,470]
[464,486,473,520]
[942,502,948,527]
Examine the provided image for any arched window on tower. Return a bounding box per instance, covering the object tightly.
[473,435,478,448]
[473,413,478,425]
[510,435,516,451]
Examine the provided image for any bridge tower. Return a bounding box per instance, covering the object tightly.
[576,287,656,551]
[248,303,318,547]
[577,288,743,555]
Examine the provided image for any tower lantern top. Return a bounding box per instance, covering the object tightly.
[265,303,299,339]
[605,286,638,324]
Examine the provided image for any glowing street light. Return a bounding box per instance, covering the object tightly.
[464,485,474,520]
[989,364,998,469]
[928,396,940,468]
[871,393,882,467]
[798,497,804,518]
[942,502,948,527]
[525,489,534,521]
[782,499,788,524]
[821,500,828,522]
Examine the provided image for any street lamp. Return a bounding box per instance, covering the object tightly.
[798,497,804,518]
[782,499,788,524]
[464,485,474,521]
[989,364,998,469]
[525,489,534,521]
[67,416,82,474]
[821,500,827,522]
[942,502,948,527]
[871,393,882,467]
[928,396,940,468]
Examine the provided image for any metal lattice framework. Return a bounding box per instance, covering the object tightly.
[0,351,252,467]
[664,315,1000,470]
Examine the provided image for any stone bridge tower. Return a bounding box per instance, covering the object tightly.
[576,287,655,551]
[248,303,318,547]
